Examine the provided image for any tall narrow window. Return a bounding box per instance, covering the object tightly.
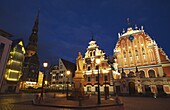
[87,76,91,82]
[148,49,155,62]
[60,65,63,69]
[90,52,92,56]
[135,50,138,56]
[129,51,132,57]
[95,87,98,92]
[96,76,98,81]
[88,66,91,71]
[123,51,126,58]
[104,75,108,81]
[142,48,145,55]
[93,51,96,56]
[0,43,5,61]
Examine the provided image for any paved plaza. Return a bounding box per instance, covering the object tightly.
[33,93,123,109]
[0,93,170,110]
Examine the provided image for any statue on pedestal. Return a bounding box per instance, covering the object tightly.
[70,52,85,100]
[76,52,83,72]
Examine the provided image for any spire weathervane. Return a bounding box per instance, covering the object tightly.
[91,32,94,41]
[127,18,131,27]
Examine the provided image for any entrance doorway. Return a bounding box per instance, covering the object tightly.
[115,86,120,95]
[104,87,109,97]
[145,85,151,96]
[128,82,135,95]
[157,85,166,96]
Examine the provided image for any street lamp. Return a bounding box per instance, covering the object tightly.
[66,70,70,99]
[41,61,48,99]
[61,73,64,93]
[96,58,101,104]
[104,74,107,100]
[107,56,116,96]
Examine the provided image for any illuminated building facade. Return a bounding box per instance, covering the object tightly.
[83,37,120,94]
[113,24,170,95]
[50,58,76,91]
[0,29,12,93]
[22,12,40,88]
[1,39,25,93]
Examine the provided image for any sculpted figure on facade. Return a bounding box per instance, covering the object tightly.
[112,58,121,79]
[76,52,83,71]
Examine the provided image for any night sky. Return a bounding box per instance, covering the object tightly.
[1,0,170,66]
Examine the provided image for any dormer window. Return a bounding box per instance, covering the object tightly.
[142,48,145,55]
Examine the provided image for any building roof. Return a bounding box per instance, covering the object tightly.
[0,29,13,38]
[118,26,144,38]
[61,58,76,76]
[11,38,25,49]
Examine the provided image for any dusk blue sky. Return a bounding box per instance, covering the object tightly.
[1,0,170,65]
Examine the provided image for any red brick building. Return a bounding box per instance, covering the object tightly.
[113,25,170,95]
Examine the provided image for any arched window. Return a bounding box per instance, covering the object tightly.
[90,51,92,57]
[139,70,145,78]
[148,69,156,78]
[148,49,155,62]
[121,72,126,78]
[128,71,135,77]
[93,50,96,56]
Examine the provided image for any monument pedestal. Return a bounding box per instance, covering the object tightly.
[69,71,86,100]
[72,71,84,99]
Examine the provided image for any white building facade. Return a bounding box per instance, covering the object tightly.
[50,58,76,91]
[0,30,12,93]
[83,38,121,95]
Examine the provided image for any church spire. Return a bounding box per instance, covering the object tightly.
[26,10,39,52]
[32,10,39,34]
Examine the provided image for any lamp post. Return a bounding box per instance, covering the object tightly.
[107,56,115,96]
[96,58,101,104]
[41,61,48,99]
[66,70,70,99]
[104,75,107,100]
[61,73,64,93]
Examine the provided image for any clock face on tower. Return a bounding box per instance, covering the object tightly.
[128,35,134,42]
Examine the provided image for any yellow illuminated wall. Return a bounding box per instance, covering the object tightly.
[37,71,44,87]
[5,41,25,81]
